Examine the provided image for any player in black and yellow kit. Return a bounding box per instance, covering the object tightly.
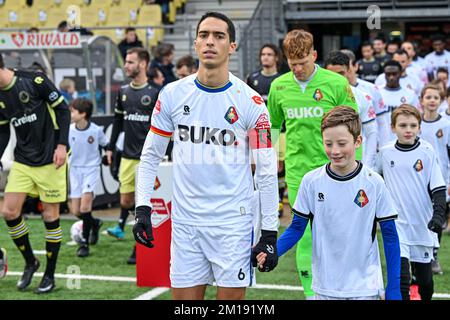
[0,54,70,293]
[105,48,159,263]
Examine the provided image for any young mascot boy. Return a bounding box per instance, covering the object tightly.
[258,106,401,300]
[377,104,446,300]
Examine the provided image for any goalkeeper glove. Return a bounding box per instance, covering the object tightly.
[251,230,278,272]
[428,216,444,234]
[132,206,154,248]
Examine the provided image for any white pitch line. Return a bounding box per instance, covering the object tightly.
[133,287,170,300]
[252,283,304,291]
[8,272,136,282]
[6,272,450,299]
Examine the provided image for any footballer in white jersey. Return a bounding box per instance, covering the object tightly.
[425,50,450,80]
[350,85,377,168]
[377,139,445,251]
[378,86,419,146]
[69,122,108,167]
[136,73,279,289]
[292,162,397,298]
[144,72,278,228]
[68,121,108,198]
[375,73,422,97]
[419,115,450,191]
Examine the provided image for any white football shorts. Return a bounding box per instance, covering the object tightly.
[170,219,254,288]
[400,243,434,263]
[69,166,100,198]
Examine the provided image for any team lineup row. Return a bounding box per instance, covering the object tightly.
[0,11,449,300]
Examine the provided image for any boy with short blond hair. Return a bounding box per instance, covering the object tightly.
[261,106,401,300]
[377,104,446,300]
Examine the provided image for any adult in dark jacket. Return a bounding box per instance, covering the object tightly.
[149,43,177,86]
[118,27,143,60]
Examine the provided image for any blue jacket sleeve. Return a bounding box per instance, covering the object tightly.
[379,219,401,300]
[277,213,309,257]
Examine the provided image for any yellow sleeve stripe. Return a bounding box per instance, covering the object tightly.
[0,120,9,125]
[50,96,64,108]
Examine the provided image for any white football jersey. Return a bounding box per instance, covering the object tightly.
[69,122,108,167]
[378,86,420,147]
[351,85,377,168]
[424,50,450,78]
[356,78,385,116]
[440,108,450,122]
[377,139,445,247]
[419,115,450,185]
[293,162,397,298]
[375,73,422,96]
[150,73,272,226]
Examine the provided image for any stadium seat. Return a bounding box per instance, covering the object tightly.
[88,0,111,7]
[4,0,27,11]
[32,0,51,10]
[168,1,176,24]
[43,7,66,29]
[136,26,164,49]
[80,6,101,27]
[5,7,35,29]
[138,4,162,25]
[120,0,141,11]
[95,28,124,44]
[107,6,133,27]
[51,0,86,8]
[0,9,9,28]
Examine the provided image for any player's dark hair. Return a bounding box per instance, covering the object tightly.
[393,48,409,59]
[340,49,357,66]
[176,55,197,71]
[148,67,162,80]
[125,27,136,34]
[259,43,281,66]
[437,67,449,75]
[324,50,350,68]
[196,11,236,43]
[431,34,445,43]
[127,47,150,66]
[321,106,361,142]
[70,98,93,120]
[361,41,373,49]
[383,60,402,72]
[391,104,421,127]
[374,35,386,43]
[0,53,4,69]
[447,87,450,98]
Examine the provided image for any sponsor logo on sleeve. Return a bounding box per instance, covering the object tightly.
[153,99,161,115]
[252,95,264,105]
[255,112,271,130]
[49,91,59,101]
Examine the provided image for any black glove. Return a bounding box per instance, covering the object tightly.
[251,230,278,272]
[428,216,444,234]
[132,206,154,248]
[101,155,109,166]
